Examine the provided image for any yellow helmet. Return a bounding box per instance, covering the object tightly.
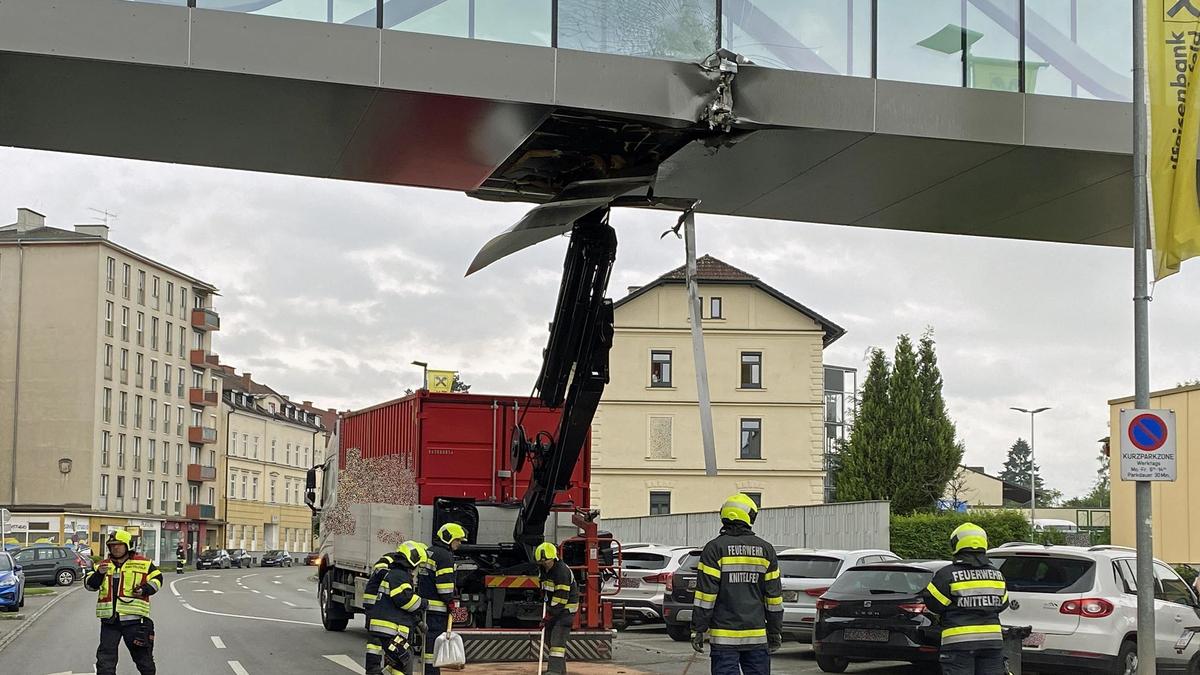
[534,542,558,562]
[719,493,759,526]
[437,523,467,546]
[107,529,132,546]
[395,540,430,568]
[950,522,988,553]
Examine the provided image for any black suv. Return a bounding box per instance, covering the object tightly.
[196,548,232,570]
[662,550,701,641]
[260,550,293,567]
[12,546,82,586]
[225,548,252,568]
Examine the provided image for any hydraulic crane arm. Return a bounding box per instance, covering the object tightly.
[511,207,616,555]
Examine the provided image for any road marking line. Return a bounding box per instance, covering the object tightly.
[265,595,276,600]
[282,601,297,607]
[272,580,281,585]
[169,578,321,627]
[323,655,365,673]
[273,575,281,579]
[211,636,226,649]
[251,590,260,594]
[228,661,250,675]
[296,588,308,593]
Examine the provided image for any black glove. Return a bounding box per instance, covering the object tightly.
[690,631,705,653]
[768,633,783,653]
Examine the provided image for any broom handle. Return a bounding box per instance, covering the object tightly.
[536,604,547,674]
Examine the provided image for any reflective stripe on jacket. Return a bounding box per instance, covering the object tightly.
[922,551,1007,650]
[689,522,783,650]
[363,552,398,608]
[368,566,426,637]
[418,543,456,613]
[539,560,579,619]
[88,555,162,620]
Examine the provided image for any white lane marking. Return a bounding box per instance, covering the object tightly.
[195,589,225,594]
[251,590,260,594]
[272,580,282,585]
[265,595,276,600]
[169,578,321,627]
[211,636,226,649]
[228,661,250,675]
[323,655,366,674]
[296,588,308,593]
[273,575,281,579]
[282,601,297,607]
[170,583,181,597]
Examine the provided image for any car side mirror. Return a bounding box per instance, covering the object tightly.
[13,565,21,572]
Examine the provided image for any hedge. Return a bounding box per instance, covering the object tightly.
[890,510,1033,560]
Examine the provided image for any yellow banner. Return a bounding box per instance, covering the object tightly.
[427,370,456,393]
[1149,1,1200,279]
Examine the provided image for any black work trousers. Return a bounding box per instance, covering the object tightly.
[938,648,1006,675]
[545,612,572,675]
[96,618,155,675]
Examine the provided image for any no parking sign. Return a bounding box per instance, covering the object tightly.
[1119,409,1177,481]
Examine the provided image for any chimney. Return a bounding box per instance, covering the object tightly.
[74,223,110,240]
[14,208,45,233]
[303,401,312,407]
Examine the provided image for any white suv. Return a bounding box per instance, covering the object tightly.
[607,545,695,624]
[990,545,1200,675]
[776,548,900,643]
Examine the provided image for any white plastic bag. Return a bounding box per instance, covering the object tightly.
[433,615,466,670]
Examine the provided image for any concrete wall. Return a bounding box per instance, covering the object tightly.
[593,282,827,518]
[1110,387,1200,564]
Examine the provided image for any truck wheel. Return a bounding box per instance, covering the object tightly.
[816,655,849,673]
[665,623,692,642]
[319,573,349,632]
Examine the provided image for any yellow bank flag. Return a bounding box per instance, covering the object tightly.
[427,370,456,393]
[1149,1,1200,279]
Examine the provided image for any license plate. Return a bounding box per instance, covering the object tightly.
[686,579,696,590]
[621,577,640,588]
[844,629,889,642]
[1022,632,1045,648]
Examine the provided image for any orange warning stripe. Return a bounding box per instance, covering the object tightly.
[485,575,540,589]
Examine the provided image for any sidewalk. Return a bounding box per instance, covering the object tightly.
[0,585,79,652]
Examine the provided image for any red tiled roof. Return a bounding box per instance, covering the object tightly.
[658,254,759,282]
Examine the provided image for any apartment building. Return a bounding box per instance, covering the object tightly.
[0,208,223,562]
[592,256,844,518]
[217,367,331,553]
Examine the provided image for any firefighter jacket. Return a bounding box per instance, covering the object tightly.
[922,551,1008,651]
[690,522,783,650]
[368,564,427,640]
[86,554,163,622]
[417,542,456,614]
[539,560,579,621]
[363,552,399,608]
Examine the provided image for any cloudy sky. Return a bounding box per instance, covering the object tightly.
[3,145,1197,500]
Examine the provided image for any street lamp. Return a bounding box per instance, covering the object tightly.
[1010,406,1051,525]
[411,361,428,391]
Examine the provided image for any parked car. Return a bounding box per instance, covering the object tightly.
[812,560,949,673]
[11,546,82,587]
[196,548,232,570]
[990,544,1200,674]
[0,551,25,611]
[606,545,694,626]
[225,548,252,568]
[260,550,293,567]
[775,548,900,643]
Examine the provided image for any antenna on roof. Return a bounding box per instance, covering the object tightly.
[88,208,117,226]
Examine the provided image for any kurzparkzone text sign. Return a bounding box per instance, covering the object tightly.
[1119,409,1177,481]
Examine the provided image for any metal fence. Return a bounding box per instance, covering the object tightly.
[600,500,890,551]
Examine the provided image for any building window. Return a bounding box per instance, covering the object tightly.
[118,392,128,427]
[149,361,158,391]
[270,476,277,503]
[132,478,140,512]
[100,474,109,510]
[160,482,167,513]
[116,476,125,512]
[189,444,200,465]
[271,439,276,462]
[177,367,185,397]
[106,257,116,294]
[253,436,259,458]
[740,352,762,389]
[121,307,130,341]
[134,395,143,428]
[252,476,259,500]
[136,312,145,346]
[163,366,172,395]
[148,438,156,469]
[146,480,154,512]
[165,321,173,355]
[710,297,723,319]
[105,302,114,337]
[135,355,144,388]
[650,351,673,387]
[179,326,186,355]
[101,431,111,467]
[122,263,131,299]
[229,472,237,498]
[207,487,214,506]
[192,330,204,351]
[188,484,199,505]
[117,434,126,468]
[286,443,291,465]
[742,491,762,508]
[137,270,146,305]
[102,388,112,423]
[649,491,671,516]
[177,407,185,436]
[174,483,181,515]
[243,434,249,458]
[151,317,159,350]
[231,433,238,456]
[151,276,160,309]
[241,475,247,499]
[739,418,762,460]
[119,349,129,385]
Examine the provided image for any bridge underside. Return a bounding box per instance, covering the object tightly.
[0,0,1134,247]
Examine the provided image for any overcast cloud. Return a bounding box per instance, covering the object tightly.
[4,145,1198,500]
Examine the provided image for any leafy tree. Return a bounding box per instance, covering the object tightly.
[916,330,964,507]
[835,349,890,502]
[886,335,932,514]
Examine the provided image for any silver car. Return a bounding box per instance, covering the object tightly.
[777,548,900,643]
[608,545,695,624]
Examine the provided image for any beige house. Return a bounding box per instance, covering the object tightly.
[943,465,1032,508]
[591,256,844,518]
[0,208,223,562]
[1110,385,1200,564]
[217,366,332,553]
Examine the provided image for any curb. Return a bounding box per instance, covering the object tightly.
[0,584,81,654]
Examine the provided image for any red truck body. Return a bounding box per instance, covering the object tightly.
[339,391,590,509]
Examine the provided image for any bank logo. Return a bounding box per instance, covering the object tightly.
[1167,0,1200,22]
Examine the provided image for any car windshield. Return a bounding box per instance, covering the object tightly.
[676,552,701,574]
[224,549,239,555]
[0,556,12,571]
[622,552,669,571]
[778,555,842,578]
[266,550,283,555]
[200,550,220,558]
[994,555,1095,594]
[829,568,932,595]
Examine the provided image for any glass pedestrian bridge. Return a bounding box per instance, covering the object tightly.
[127,0,1132,103]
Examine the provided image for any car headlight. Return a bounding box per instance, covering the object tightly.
[0,577,17,588]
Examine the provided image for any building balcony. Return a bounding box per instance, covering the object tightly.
[187,463,217,482]
[191,307,220,331]
[189,388,218,406]
[186,503,216,520]
[189,349,219,368]
[188,426,217,444]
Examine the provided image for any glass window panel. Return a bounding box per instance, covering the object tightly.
[558,0,717,62]
[722,0,871,76]
[965,0,1019,91]
[877,0,963,87]
[387,0,551,46]
[196,0,376,26]
[1025,0,1132,101]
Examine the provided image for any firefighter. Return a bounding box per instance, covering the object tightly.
[363,546,402,611]
[690,493,783,675]
[922,522,1009,675]
[366,541,429,675]
[535,541,578,675]
[420,522,467,675]
[86,529,163,675]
